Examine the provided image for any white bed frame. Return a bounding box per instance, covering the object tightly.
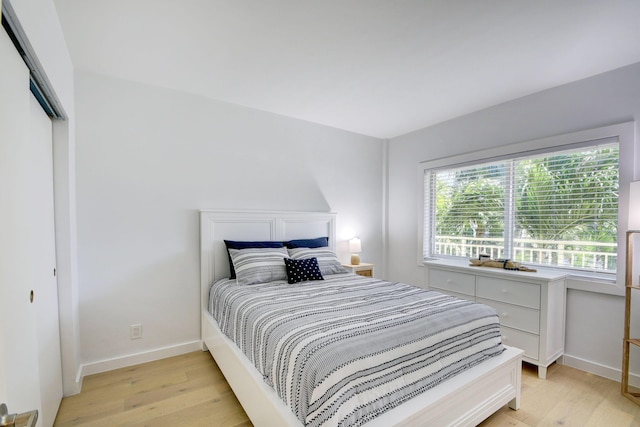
[200,210,523,427]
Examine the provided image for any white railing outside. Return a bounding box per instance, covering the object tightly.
[434,235,617,271]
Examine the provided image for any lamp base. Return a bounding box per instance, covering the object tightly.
[350,254,360,265]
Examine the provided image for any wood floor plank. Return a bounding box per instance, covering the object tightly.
[122,371,227,411]
[81,351,211,392]
[55,352,640,427]
[80,385,223,427]
[54,398,124,427]
[479,412,529,427]
[126,396,250,427]
[537,368,608,426]
[585,380,640,427]
[57,369,190,411]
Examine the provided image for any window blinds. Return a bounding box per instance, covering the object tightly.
[425,142,619,272]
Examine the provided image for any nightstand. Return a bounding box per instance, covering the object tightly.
[342,263,374,277]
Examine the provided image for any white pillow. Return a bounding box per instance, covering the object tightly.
[228,247,289,285]
[287,247,347,276]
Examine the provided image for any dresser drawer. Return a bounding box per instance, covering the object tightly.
[500,325,539,360]
[477,297,540,334]
[476,276,540,309]
[428,268,475,296]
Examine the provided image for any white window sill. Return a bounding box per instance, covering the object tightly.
[565,274,623,296]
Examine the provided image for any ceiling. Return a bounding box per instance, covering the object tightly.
[53,0,640,139]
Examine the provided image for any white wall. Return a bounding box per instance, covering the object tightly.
[387,61,640,381]
[74,71,384,371]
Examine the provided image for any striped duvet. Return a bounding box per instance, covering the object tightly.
[209,273,504,427]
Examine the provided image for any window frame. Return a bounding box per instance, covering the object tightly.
[418,122,636,292]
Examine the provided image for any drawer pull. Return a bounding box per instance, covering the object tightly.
[501,312,508,318]
[501,289,508,294]
[446,279,452,283]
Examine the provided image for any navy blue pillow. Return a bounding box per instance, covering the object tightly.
[284,236,329,249]
[284,257,324,284]
[224,240,284,279]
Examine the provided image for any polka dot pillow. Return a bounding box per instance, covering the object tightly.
[284,257,324,284]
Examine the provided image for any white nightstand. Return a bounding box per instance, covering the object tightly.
[342,263,374,277]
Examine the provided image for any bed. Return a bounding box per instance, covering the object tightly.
[200,210,522,426]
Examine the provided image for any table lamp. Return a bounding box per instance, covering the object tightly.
[349,238,362,265]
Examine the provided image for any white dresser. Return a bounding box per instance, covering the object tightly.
[424,259,567,379]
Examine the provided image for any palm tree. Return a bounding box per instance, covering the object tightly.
[434,146,618,268]
[516,148,618,242]
[442,179,504,238]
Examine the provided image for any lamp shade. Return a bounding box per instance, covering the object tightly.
[630,181,640,230]
[349,238,362,253]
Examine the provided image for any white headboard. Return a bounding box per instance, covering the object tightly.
[200,210,337,312]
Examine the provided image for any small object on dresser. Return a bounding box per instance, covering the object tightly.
[469,257,537,272]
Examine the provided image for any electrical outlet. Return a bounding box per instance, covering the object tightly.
[130,324,142,340]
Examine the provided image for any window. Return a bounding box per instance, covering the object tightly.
[424,142,619,273]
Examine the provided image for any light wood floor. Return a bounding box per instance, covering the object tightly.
[54,351,640,427]
[54,351,250,427]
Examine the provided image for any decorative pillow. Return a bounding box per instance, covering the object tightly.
[284,236,329,249]
[287,247,347,276]
[228,247,289,285]
[284,257,324,284]
[224,240,284,278]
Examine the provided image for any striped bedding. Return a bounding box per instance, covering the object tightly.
[209,273,505,427]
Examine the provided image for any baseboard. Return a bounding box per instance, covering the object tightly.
[77,340,202,385]
[562,354,640,388]
[62,373,82,397]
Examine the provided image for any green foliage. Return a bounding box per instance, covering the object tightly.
[435,146,619,251]
[516,148,618,244]
[440,179,504,237]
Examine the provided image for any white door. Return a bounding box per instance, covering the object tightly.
[31,94,63,427]
[0,25,63,427]
[0,23,42,419]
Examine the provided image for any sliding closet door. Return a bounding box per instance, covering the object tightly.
[31,93,63,427]
[0,24,63,426]
[0,25,43,421]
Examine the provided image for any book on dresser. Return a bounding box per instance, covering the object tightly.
[424,258,567,379]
